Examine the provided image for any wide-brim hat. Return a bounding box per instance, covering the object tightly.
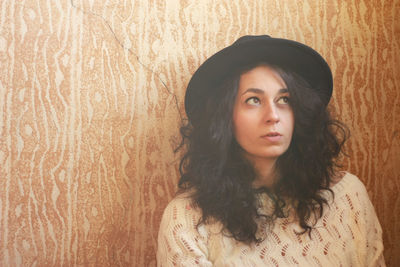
[184,35,333,124]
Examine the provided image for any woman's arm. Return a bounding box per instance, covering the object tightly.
[361,190,385,267]
[157,196,213,267]
[348,175,386,267]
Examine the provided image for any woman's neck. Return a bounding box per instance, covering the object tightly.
[247,157,278,188]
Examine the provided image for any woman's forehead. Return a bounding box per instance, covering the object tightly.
[238,65,287,94]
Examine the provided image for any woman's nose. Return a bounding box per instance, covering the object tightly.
[264,102,280,123]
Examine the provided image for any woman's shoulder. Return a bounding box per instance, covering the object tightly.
[160,191,202,226]
[328,171,376,212]
[330,171,368,196]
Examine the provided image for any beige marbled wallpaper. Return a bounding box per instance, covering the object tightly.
[0,0,399,266]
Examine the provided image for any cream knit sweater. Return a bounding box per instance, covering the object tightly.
[157,172,385,266]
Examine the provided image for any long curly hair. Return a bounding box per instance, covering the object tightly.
[177,62,349,244]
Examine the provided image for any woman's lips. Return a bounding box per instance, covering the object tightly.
[261,132,282,142]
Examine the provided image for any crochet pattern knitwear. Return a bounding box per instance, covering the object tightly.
[157,172,385,266]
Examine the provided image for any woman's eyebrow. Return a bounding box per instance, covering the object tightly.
[241,88,264,95]
[241,88,289,95]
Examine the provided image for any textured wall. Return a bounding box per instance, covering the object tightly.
[0,0,399,266]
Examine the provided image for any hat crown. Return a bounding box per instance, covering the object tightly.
[233,35,272,46]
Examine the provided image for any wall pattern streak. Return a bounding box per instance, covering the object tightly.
[0,0,399,266]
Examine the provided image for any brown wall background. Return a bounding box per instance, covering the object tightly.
[1,0,399,266]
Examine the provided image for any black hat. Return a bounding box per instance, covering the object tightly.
[184,35,333,123]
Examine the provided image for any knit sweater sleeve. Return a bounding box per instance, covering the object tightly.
[157,196,212,267]
[359,183,385,266]
[339,174,385,267]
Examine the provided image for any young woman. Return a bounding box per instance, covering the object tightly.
[157,35,385,266]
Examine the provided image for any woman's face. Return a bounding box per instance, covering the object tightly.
[232,65,295,163]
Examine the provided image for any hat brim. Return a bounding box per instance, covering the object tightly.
[184,36,333,123]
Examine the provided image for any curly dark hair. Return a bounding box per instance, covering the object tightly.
[177,62,349,244]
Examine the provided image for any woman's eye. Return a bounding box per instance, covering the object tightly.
[277,96,290,104]
[245,97,261,105]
